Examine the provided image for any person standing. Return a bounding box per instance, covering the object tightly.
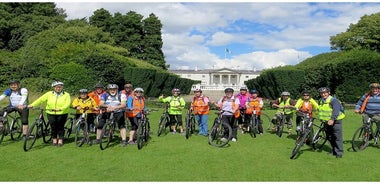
[126,87,146,145]
[0,80,29,137]
[190,88,210,136]
[245,89,264,134]
[235,86,250,133]
[28,81,71,146]
[354,83,380,135]
[214,88,240,142]
[294,90,319,132]
[318,87,345,158]
[271,91,296,134]
[88,83,106,115]
[158,88,186,134]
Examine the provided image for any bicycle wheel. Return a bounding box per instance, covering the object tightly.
[276,119,285,138]
[351,126,370,152]
[64,117,74,140]
[290,129,310,159]
[185,114,191,139]
[100,122,113,150]
[10,117,22,141]
[312,125,327,150]
[208,119,232,147]
[74,120,88,147]
[136,120,144,150]
[0,120,7,144]
[42,121,52,143]
[157,116,167,137]
[23,122,39,152]
[261,113,272,131]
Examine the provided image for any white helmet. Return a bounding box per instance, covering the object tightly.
[281,91,290,96]
[107,84,118,89]
[52,81,64,87]
[134,87,144,93]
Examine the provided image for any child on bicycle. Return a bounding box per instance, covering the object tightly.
[71,89,98,138]
[158,88,186,134]
[126,87,147,145]
[245,89,264,134]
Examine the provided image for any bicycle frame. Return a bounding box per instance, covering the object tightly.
[208,110,233,148]
[185,108,196,139]
[0,107,22,143]
[157,103,170,136]
[23,108,51,152]
[352,115,380,152]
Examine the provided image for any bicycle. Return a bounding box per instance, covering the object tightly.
[351,115,380,152]
[64,113,75,140]
[185,108,196,139]
[136,110,152,150]
[74,108,92,147]
[23,108,52,152]
[208,110,233,148]
[99,109,120,150]
[247,108,260,138]
[0,106,23,144]
[290,112,314,159]
[157,103,170,137]
[274,107,287,138]
[311,120,328,150]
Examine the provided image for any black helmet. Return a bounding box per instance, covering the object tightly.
[250,89,258,94]
[301,90,310,95]
[369,83,380,89]
[9,80,20,84]
[224,88,234,93]
[318,87,330,93]
[94,83,104,89]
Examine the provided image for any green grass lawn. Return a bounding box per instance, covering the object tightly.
[0,107,378,181]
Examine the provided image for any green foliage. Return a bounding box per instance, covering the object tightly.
[330,12,380,52]
[49,62,92,94]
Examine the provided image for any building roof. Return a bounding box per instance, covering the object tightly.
[170,67,260,75]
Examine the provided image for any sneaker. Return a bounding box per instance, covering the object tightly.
[128,140,136,145]
[271,127,277,132]
[121,140,127,147]
[220,137,228,142]
[231,138,237,142]
[296,126,301,132]
[172,131,177,134]
[288,129,292,135]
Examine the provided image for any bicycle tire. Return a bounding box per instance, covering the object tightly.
[74,120,88,147]
[64,117,74,140]
[99,122,113,150]
[261,113,272,131]
[185,114,191,139]
[248,116,257,138]
[351,125,370,152]
[136,120,144,150]
[0,120,7,144]
[10,117,22,141]
[208,119,232,147]
[42,121,52,143]
[276,119,285,138]
[290,128,310,159]
[312,125,327,150]
[374,128,380,146]
[23,121,39,152]
[157,116,167,137]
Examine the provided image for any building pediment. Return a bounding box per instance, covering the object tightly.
[213,68,237,74]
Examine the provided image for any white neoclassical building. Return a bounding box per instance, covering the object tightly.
[170,68,260,91]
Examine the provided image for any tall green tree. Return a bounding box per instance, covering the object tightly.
[330,12,380,52]
[0,2,66,51]
[141,13,166,69]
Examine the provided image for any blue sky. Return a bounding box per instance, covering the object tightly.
[55,2,380,71]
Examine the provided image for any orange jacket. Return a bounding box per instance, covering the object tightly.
[245,97,263,115]
[126,96,145,118]
[191,95,210,115]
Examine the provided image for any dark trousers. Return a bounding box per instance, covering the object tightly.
[325,120,343,156]
[222,115,237,140]
[47,114,68,139]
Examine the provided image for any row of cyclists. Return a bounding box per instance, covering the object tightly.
[1,79,379,156]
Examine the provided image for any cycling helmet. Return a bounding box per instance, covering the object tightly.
[134,87,144,93]
[301,90,310,95]
[94,83,104,89]
[224,88,234,93]
[51,81,64,87]
[172,88,180,93]
[124,84,133,89]
[107,84,118,89]
[9,80,20,84]
[281,91,290,96]
[194,88,202,93]
[318,87,330,93]
[79,89,88,93]
[369,83,380,89]
[240,86,248,91]
[250,89,258,94]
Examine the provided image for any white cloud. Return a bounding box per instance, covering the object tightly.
[55,2,380,71]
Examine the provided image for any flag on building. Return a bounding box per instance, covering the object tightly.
[225,48,231,54]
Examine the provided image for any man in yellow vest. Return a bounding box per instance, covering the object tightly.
[271,91,296,135]
[318,87,345,158]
